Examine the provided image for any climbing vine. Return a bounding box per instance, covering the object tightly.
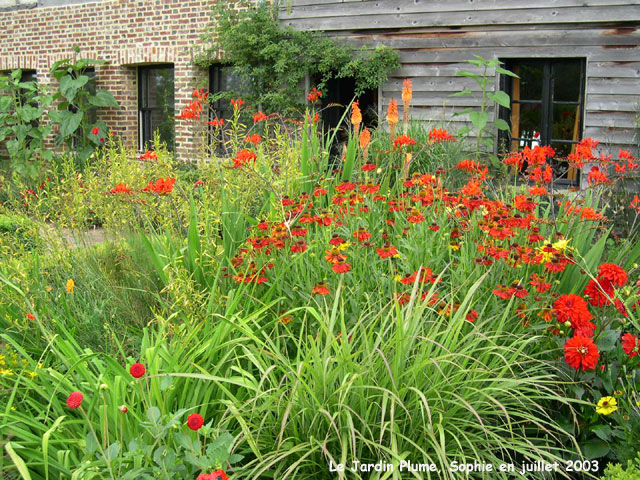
[194,1,400,115]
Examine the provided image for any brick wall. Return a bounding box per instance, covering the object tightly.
[0,0,232,160]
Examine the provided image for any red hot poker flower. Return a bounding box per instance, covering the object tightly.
[66,391,84,409]
[564,335,599,371]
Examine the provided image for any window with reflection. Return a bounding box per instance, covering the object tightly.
[138,65,175,151]
[500,58,586,185]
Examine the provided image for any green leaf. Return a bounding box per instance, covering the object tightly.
[88,89,119,108]
[146,406,161,424]
[5,443,32,480]
[456,71,478,78]
[85,432,98,454]
[582,439,610,459]
[487,90,511,109]
[58,110,83,139]
[160,376,173,391]
[496,66,519,78]
[596,329,619,353]
[59,75,88,102]
[449,89,472,97]
[494,118,510,131]
[590,424,613,442]
[0,96,12,112]
[469,111,489,132]
[452,107,473,117]
[104,442,120,462]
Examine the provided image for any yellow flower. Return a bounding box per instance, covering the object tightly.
[65,279,75,293]
[337,242,351,252]
[596,396,618,415]
[552,238,571,252]
[45,285,53,293]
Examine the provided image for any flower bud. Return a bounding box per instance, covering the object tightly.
[119,405,128,413]
[99,383,109,391]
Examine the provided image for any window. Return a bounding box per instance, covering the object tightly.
[138,65,175,151]
[208,64,251,120]
[500,58,586,184]
[19,70,37,106]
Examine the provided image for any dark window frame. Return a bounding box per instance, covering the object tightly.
[138,64,175,151]
[499,58,586,186]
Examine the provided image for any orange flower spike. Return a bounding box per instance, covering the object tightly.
[360,127,371,163]
[401,79,412,132]
[386,99,399,142]
[351,100,362,134]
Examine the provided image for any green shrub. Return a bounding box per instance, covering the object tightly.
[600,454,640,480]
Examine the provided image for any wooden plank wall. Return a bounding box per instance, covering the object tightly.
[279,0,640,155]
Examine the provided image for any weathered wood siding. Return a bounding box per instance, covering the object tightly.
[280,0,640,155]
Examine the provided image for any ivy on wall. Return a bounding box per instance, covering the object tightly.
[194,0,400,115]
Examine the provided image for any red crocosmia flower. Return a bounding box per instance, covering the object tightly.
[564,335,599,371]
[465,309,478,323]
[376,243,398,259]
[428,128,455,143]
[587,166,610,186]
[187,413,204,431]
[207,118,225,128]
[129,363,146,378]
[27,313,35,320]
[393,135,417,149]
[597,263,628,287]
[290,240,307,253]
[353,228,371,242]
[66,391,84,409]
[231,149,257,169]
[312,282,330,296]
[331,260,351,274]
[143,178,176,195]
[245,134,261,145]
[230,98,245,109]
[621,333,639,357]
[109,183,131,195]
[253,110,267,123]
[193,180,205,188]
[361,163,377,172]
[307,87,322,102]
[91,126,99,135]
[528,185,547,196]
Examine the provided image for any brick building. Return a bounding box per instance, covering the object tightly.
[0,0,228,160]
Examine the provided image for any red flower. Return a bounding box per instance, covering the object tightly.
[27,313,35,320]
[597,263,628,287]
[361,163,377,172]
[428,128,455,143]
[245,134,262,145]
[312,282,330,296]
[143,178,176,195]
[197,469,229,480]
[230,98,245,109]
[91,126,99,135]
[564,335,599,371]
[621,333,639,358]
[406,208,425,224]
[307,88,322,102]
[109,183,131,195]
[393,135,417,148]
[129,363,146,378]
[584,278,614,307]
[376,243,398,259]
[465,309,478,323]
[208,118,225,128]
[66,391,84,409]
[429,223,440,232]
[529,273,551,293]
[554,294,594,336]
[187,413,204,431]
[290,240,307,253]
[331,260,351,273]
[353,228,371,242]
[253,111,267,123]
[231,149,257,169]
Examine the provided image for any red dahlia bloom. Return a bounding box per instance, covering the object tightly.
[129,362,146,378]
[584,278,614,307]
[312,282,330,296]
[621,333,639,357]
[564,335,599,371]
[554,294,595,336]
[187,413,204,431]
[66,391,84,409]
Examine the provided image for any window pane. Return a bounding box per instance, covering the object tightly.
[552,62,581,102]
[516,62,544,101]
[151,109,175,151]
[552,103,579,141]
[513,102,543,140]
[147,68,174,111]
